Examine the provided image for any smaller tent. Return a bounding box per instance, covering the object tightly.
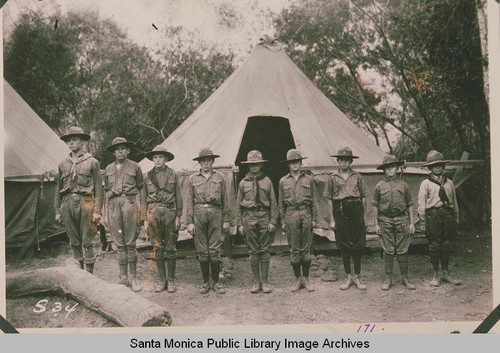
[4,79,68,258]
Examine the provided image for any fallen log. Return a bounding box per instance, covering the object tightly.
[6,261,171,327]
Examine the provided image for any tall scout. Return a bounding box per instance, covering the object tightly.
[144,145,183,293]
[373,155,415,290]
[279,149,318,292]
[186,148,230,294]
[55,126,103,273]
[237,150,278,294]
[418,150,461,287]
[104,137,147,292]
[324,147,369,290]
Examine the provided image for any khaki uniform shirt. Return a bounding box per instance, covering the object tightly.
[54,152,103,215]
[236,174,278,226]
[278,172,318,221]
[418,176,459,221]
[186,170,230,224]
[145,165,183,217]
[372,177,412,217]
[323,168,369,200]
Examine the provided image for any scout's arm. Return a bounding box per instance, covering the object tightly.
[174,172,183,230]
[269,182,279,228]
[54,166,63,223]
[236,181,244,234]
[417,181,427,222]
[372,184,380,235]
[221,175,230,232]
[450,180,459,223]
[310,176,318,226]
[327,200,335,229]
[323,176,335,229]
[136,166,147,224]
[404,182,415,234]
[373,207,380,235]
[358,175,370,225]
[278,181,286,230]
[92,160,103,222]
[186,177,195,235]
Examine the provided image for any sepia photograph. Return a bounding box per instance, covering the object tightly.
[1,0,495,331]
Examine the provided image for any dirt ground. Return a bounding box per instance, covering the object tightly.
[5,229,493,328]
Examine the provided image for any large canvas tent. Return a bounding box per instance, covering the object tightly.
[139,41,427,242]
[4,79,67,258]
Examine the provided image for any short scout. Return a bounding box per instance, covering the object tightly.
[372,155,415,290]
[324,147,369,290]
[186,148,230,295]
[55,126,103,274]
[104,137,147,292]
[418,150,461,287]
[237,150,278,294]
[279,149,318,293]
[144,145,183,293]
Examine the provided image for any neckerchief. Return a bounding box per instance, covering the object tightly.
[148,166,169,191]
[67,152,92,182]
[246,172,265,205]
[427,175,450,206]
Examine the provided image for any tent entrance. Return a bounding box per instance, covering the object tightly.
[235,116,296,195]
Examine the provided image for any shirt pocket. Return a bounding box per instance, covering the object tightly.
[166,178,176,193]
[105,170,116,190]
[192,181,205,196]
[145,179,155,194]
[300,180,311,198]
[77,165,92,187]
[209,179,222,202]
[124,169,136,187]
[242,182,254,202]
[61,168,71,185]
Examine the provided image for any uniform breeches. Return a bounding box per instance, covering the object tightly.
[108,196,141,265]
[147,204,178,260]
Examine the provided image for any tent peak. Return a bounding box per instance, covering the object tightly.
[258,36,283,52]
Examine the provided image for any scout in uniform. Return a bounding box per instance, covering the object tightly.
[237,150,278,294]
[324,147,369,290]
[55,126,103,273]
[418,150,461,287]
[279,149,318,292]
[186,148,230,294]
[372,155,416,290]
[144,145,183,293]
[104,137,147,292]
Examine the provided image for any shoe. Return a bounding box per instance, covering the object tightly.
[250,281,261,294]
[219,272,226,280]
[291,277,302,292]
[381,276,392,291]
[130,276,142,292]
[301,277,315,292]
[118,275,129,286]
[261,282,273,294]
[154,280,168,292]
[352,275,367,290]
[430,273,440,287]
[213,282,226,294]
[402,276,416,290]
[167,278,177,293]
[441,271,461,285]
[340,275,353,290]
[199,283,211,294]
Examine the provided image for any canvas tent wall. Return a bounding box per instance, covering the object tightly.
[4,79,67,258]
[139,41,428,241]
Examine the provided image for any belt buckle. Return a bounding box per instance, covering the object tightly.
[121,194,127,197]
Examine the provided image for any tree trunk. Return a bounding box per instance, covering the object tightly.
[6,264,172,327]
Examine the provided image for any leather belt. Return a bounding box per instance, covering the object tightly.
[196,203,219,208]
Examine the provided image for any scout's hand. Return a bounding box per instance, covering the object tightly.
[222,222,230,233]
[375,224,381,236]
[92,213,101,224]
[312,221,316,229]
[281,223,286,231]
[238,225,244,235]
[175,217,181,231]
[268,224,276,232]
[409,223,415,235]
[55,213,63,224]
[187,223,195,236]
[329,220,336,230]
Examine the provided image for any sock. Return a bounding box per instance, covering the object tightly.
[440,250,449,271]
[429,251,440,272]
[384,253,394,275]
[301,259,311,277]
[341,248,351,274]
[199,261,210,283]
[352,250,362,275]
[398,253,409,276]
[211,261,221,283]
[291,262,301,278]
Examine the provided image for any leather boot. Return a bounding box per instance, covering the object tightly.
[401,275,416,290]
[260,261,272,294]
[441,270,461,285]
[301,277,314,292]
[250,261,261,294]
[339,274,353,290]
[118,263,129,286]
[352,274,367,290]
[86,263,94,274]
[213,282,226,294]
[291,277,302,292]
[430,272,440,287]
[199,282,211,294]
[381,275,392,291]
[199,261,210,294]
[154,260,168,292]
[129,261,142,292]
[166,258,177,293]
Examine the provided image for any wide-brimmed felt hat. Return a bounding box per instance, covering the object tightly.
[193,147,220,161]
[106,137,135,152]
[422,150,449,167]
[377,154,405,170]
[146,145,174,161]
[282,149,307,163]
[331,147,359,159]
[241,150,268,164]
[60,126,91,142]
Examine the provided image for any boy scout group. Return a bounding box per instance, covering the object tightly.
[55,126,461,296]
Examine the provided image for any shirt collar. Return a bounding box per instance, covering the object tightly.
[154,165,167,173]
[384,175,397,182]
[333,167,354,178]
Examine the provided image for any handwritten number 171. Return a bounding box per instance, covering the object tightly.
[357,324,376,333]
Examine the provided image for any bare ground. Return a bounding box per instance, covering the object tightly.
[5,229,492,328]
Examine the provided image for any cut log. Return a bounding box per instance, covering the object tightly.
[6,262,171,327]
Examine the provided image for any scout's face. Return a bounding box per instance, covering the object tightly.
[430,163,445,176]
[114,145,130,161]
[249,164,263,175]
[288,160,301,172]
[152,154,166,168]
[66,136,84,153]
[337,157,353,171]
[198,157,214,173]
[384,165,398,177]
